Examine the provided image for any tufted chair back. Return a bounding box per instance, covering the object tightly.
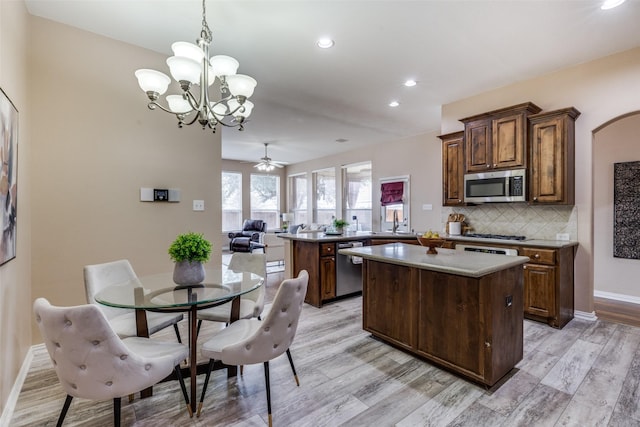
[33,298,178,401]
[227,252,267,317]
[84,259,138,320]
[220,270,308,366]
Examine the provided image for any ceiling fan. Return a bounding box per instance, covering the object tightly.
[254,143,285,171]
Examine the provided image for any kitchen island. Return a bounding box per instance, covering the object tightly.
[339,242,529,387]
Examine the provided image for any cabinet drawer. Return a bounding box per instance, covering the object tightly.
[320,243,335,256]
[521,248,556,265]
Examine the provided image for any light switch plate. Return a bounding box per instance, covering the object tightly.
[193,200,205,211]
[422,204,433,210]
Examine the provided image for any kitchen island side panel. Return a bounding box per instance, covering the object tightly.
[362,258,523,387]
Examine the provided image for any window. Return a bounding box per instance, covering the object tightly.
[343,162,372,231]
[221,171,242,232]
[313,168,336,225]
[288,173,308,226]
[380,176,410,232]
[250,174,280,230]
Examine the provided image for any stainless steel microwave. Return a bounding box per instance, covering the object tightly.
[463,169,527,203]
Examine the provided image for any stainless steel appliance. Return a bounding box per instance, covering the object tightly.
[464,168,526,203]
[456,243,518,256]
[336,241,366,296]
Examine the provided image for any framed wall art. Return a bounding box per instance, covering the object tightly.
[613,160,640,259]
[0,88,18,265]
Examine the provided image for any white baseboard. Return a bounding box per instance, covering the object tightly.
[0,345,35,427]
[574,310,598,322]
[594,290,640,305]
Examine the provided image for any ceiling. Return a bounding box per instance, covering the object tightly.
[24,0,640,166]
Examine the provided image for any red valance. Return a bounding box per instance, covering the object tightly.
[380,181,404,206]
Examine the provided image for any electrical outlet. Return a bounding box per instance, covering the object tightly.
[193,200,205,211]
[556,233,570,241]
[422,204,433,210]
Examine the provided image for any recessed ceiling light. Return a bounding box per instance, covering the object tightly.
[389,101,400,107]
[404,80,417,87]
[601,0,625,9]
[317,38,335,49]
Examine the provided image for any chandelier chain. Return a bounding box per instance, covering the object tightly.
[200,0,212,43]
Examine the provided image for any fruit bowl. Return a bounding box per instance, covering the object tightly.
[417,237,446,254]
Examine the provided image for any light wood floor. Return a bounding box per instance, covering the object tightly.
[11,271,640,426]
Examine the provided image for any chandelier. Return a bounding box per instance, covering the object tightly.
[134,0,256,132]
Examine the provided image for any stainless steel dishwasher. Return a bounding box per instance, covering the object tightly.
[336,241,366,296]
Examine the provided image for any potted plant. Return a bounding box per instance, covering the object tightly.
[168,232,212,286]
[332,218,349,233]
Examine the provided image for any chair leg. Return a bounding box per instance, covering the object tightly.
[263,361,273,427]
[197,359,216,417]
[286,349,300,386]
[56,395,73,427]
[173,323,182,343]
[174,365,192,417]
[113,397,121,427]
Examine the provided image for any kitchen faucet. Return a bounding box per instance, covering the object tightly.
[392,209,399,232]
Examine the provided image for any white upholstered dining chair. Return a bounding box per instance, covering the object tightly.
[196,252,267,335]
[197,270,309,426]
[84,259,184,340]
[33,298,191,426]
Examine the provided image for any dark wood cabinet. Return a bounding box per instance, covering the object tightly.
[461,102,541,173]
[521,245,575,328]
[439,131,465,206]
[529,107,581,205]
[362,259,523,386]
[320,252,336,300]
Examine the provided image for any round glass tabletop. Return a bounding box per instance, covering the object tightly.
[94,268,263,310]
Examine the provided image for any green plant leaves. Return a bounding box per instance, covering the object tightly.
[168,232,212,263]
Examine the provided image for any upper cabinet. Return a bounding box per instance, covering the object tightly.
[460,102,542,173]
[528,107,581,205]
[438,131,465,206]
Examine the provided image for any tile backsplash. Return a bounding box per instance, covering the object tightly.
[442,204,577,240]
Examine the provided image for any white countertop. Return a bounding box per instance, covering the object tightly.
[339,243,529,278]
[278,230,577,248]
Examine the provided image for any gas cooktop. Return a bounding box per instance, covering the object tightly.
[463,233,527,241]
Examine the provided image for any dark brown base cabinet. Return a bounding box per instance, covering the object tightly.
[362,259,523,387]
[292,240,336,307]
[522,245,575,329]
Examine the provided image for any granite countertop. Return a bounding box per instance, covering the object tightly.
[277,230,577,249]
[338,243,530,278]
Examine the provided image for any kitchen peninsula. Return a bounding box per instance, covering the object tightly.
[339,242,529,387]
[279,231,419,307]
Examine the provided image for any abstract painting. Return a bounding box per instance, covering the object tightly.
[613,161,640,259]
[0,88,18,265]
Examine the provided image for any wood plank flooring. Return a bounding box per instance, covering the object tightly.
[10,270,640,426]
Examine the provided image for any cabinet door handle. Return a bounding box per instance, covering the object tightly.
[523,265,527,269]
[458,199,462,203]
[533,197,538,202]
[493,164,497,167]
[484,341,491,348]
[486,164,491,168]
[534,254,540,259]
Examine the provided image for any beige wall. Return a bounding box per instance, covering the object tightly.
[28,16,223,340]
[441,47,640,314]
[285,131,444,234]
[0,0,32,415]
[593,112,640,298]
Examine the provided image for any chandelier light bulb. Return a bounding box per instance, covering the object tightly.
[167,95,193,114]
[226,74,257,98]
[171,42,204,62]
[209,55,240,78]
[166,56,201,85]
[135,69,171,95]
[601,0,625,9]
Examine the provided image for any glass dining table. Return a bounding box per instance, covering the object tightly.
[94,267,264,416]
